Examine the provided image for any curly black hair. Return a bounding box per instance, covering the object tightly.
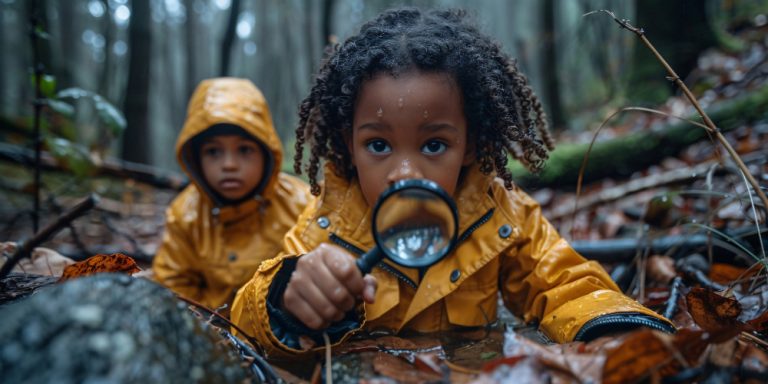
[295,7,555,195]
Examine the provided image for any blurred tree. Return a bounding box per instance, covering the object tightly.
[219,0,241,76]
[121,0,151,164]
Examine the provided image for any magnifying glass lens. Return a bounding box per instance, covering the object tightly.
[374,185,456,267]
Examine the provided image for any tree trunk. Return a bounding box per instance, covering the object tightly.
[219,0,241,76]
[121,0,151,164]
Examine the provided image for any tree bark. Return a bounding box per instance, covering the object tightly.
[219,0,241,76]
[120,0,151,164]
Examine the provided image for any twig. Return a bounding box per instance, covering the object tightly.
[585,9,768,221]
[0,194,98,278]
[29,0,44,233]
[174,295,265,355]
[323,332,332,384]
[663,276,684,319]
[569,106,715,231]
[740,331,768,349]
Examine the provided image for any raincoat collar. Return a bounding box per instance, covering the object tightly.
[174,78,283,222]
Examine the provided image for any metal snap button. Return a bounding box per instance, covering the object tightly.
[228,252,237,262]
[498,224,512,239]
[450,269,461,283]
[317,216,330,229]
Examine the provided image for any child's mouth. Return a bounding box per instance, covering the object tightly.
[219,179,243,189]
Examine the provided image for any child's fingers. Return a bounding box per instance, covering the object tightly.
[289,263,346,327]
[282,286,329,330]
[305,255,356,314]
[319,245,366,295]
[362,274,377,304]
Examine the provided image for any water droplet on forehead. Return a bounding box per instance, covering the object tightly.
[397,97,404,108]
[377,107,384,117]
[423,110,429,119]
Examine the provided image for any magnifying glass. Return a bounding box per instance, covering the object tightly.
[356,179,459,274]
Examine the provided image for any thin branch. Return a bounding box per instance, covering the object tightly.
[585,9,768,220]
[0,194,98,278]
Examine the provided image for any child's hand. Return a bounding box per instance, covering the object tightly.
[283,243,377,330]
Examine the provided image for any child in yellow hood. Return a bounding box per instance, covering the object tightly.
[231,8,674,356]
[152,78,311,312]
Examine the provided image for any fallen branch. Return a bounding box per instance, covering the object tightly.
[586,9,768,221]
[0,194,98,278]
[0,142,186,191]
[548,150,767,221]
[572,227,764,263]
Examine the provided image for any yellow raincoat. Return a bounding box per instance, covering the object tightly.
[152,78,311,310]
[232,165,673,356]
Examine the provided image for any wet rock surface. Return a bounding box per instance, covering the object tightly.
[0,273,248,383]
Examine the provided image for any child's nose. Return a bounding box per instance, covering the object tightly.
[222,152,238,170]
[387,158,423,184]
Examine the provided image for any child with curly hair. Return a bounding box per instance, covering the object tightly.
[231,8,674,356]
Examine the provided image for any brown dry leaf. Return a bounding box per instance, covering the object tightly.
[1,242,75,276]
[740,342,768,378]
[602,329,675,384]
[647,254,676,284]
[747,311,768,333]
[710,263,753,285]
[685,287,744,341]
[335,335,420,355]
[498,330,605,383]
[371,352,442,383]
[58,253,141,282]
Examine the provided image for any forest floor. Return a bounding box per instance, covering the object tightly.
[2,26,768,384]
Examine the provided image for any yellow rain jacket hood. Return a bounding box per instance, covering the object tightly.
[152,78,311,310]
[231,164,673,356]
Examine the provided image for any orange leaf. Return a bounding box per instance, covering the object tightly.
[58,253,141,282]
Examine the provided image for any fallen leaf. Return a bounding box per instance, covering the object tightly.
[648,254,677,284]
[710,263,754,285]
[602,330,675,384]
[58,253,141,282]
[1,242,75,276]
[685,287,744,341]
[372,352,442,383]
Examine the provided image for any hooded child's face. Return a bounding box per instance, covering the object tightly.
[349,71,473,208]
[200,134,264,201]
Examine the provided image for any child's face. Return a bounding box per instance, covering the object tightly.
[349,71,472,207]
[200,134,264,201]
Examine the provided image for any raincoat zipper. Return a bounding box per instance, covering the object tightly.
[573,313,676,341]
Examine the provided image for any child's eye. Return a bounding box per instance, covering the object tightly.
[203,147,222,157]
[365,140,391,154]
[238,145,256,155]
[422,140,447,155]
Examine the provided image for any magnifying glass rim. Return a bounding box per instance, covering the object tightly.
[371,179,459,268]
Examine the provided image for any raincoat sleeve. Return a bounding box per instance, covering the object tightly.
[231,209,363,357]
[152,203,205,303]
[499,190,675,343]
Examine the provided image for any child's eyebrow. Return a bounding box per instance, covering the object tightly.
[419,123,459,134]
[357,123,390,132]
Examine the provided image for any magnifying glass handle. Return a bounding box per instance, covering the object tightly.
[356,247,382,275]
